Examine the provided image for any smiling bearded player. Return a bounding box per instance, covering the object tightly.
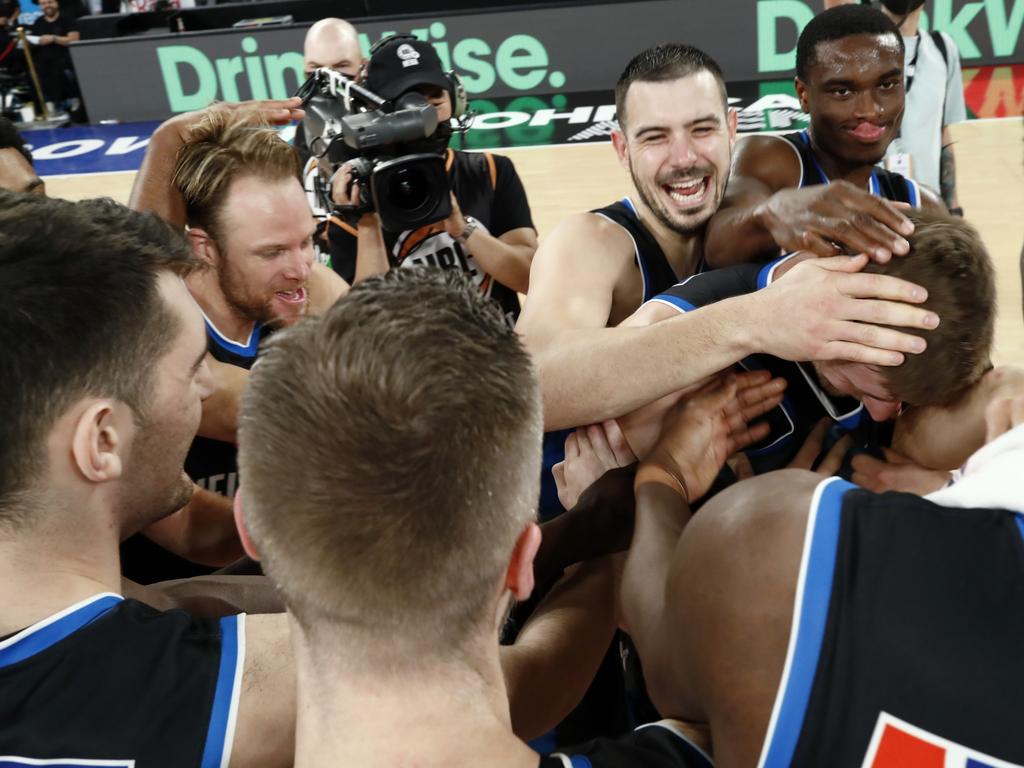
[703,3,947,268]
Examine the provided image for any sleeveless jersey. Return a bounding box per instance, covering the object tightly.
[590,198,681,303]
[759,478,1024,768]
[782,130,922,207]
[649,253,890,473]
[539,722,713,768]
[0,594,244,766]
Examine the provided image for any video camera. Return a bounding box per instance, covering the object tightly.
[297,67,453,232]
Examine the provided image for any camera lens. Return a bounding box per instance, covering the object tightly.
[386,167,430,212]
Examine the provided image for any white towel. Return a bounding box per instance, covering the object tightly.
[925,423,1024,514]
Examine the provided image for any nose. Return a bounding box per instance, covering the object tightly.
[667,133,699,168]
[284,244,314,283]
[853,89,884,120]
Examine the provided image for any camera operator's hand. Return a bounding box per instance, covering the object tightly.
[328,163,389,284]
[330,163,380,227]
[443,193,469,240]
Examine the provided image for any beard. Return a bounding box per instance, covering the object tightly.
[217,254,277,326]
[630,161,728,237]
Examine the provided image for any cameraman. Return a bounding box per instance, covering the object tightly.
[328,35,537,325]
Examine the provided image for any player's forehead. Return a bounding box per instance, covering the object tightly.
[622,73,726,132]
[0,148,43,195]
[808,33,903,84]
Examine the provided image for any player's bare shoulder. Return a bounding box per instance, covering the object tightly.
[731,133,803,191]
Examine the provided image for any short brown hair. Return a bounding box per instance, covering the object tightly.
[866,208,995,406]
[172,109,302,241]
[0,192,197,526]
[615,43,728,129]
[238,269,542,660]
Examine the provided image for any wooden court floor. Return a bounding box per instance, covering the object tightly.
[46,118,1024,369]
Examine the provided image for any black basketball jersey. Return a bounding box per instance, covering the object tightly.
[782,130,922,207]
[539,722,712,768]
[590,198,681,302]
[759,477,1024,767]
[651,253,890,473]
[0,594,244,766]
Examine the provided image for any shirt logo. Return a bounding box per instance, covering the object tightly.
[397,44,421,69]
[862,712,1023,768]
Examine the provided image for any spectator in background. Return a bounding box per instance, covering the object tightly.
[0,116,43,194]
[29,0,80,118]
[877,0,967,214]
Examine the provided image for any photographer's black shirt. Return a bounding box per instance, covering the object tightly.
[328,149,534,327]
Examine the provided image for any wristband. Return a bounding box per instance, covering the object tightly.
[949,207,964,217]
[455,216,479,244]
[634,463,690,504]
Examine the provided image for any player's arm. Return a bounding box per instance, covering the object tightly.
[122,575,284,617]
[308,260,348,310]
[130,99,305,226]
[140,487,246,567]
[330,165,391,284]
[500,555,619,742]
[230,614,297,768]
[198,355,245,442]
[705,135,914,266]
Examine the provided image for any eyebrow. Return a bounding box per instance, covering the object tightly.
[633,113,721,138]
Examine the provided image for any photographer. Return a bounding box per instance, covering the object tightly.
[325,35,537,325]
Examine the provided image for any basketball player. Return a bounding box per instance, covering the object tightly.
[621,377,1024,768]
[515,43,937,515]
[704,4,945,267]
[234,267,786,766]
[124,104,349,582]
[617,209,996,474]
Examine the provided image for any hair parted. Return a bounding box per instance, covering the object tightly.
[0,192,198,525]
[172,109,302,241]
[866,208,995,406]
[0,117,33,166]
[238,268,542,658]
[615,43,728,128]
[796,4,905,81]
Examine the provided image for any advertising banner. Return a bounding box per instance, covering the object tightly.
[67,0,1024,122]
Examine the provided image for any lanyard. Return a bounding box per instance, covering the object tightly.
[905,33,922,94]
[800,131,881,195]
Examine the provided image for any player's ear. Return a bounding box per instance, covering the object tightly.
[71,400,126,483]
[233,489,261,562]
[795,77,810,114]
[505,522,542,601]
[186,227,219,266]
[611,127,630,171]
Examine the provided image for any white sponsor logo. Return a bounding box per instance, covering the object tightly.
[397,43,421,69]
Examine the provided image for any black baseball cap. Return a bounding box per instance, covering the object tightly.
[365,36,451,102]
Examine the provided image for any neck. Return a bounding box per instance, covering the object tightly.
[0,497,122,637]
[186,270,256,344]
[882,7,923,36]
[631,198,704,278]
[805,131,877,190]
[292,626,538,768]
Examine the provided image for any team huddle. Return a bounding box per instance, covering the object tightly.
[1,4,1022,768]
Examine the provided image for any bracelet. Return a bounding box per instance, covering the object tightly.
[634,463,690,504]
[455,216,479,244]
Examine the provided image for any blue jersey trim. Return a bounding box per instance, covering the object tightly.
[1015,514,1024,544]
[906,178,921,209]
[620,196,638,216]
[653,294,696,313]
[756,253,799,289]
[204,318,262,359]
[0,594,122,669]
[760,477,854,768]
[201,614,243,768]
[569,757,592,768]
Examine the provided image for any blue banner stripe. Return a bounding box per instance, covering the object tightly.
[201,615,241,768]
[762,477,853,768]
[0,595,122,669]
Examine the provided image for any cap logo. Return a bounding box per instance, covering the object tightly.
[397,43,421,68]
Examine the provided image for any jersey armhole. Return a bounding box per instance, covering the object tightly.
[763,134,806,189]
[200,613,246,768]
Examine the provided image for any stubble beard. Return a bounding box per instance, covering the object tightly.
[630,162,728,238]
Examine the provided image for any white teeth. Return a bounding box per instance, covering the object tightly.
[666,179,708,204]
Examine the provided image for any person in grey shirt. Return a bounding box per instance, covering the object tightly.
[878,0,967,215]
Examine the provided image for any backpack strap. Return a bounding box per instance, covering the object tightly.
[930,29,949,69]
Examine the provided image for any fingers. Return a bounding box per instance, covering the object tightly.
[563,430,580,460]
[801,231,843,258]
[850,452,888,492]
[729,453,755,481]
[818,340,904,367]
[585,423,631,471]
[816,433,851,477]
[601,419,638,466]
[734,375,787,422]
[811,254,871,274]
[788,418,829,470]
[727,420,772,456]
[837,272,929,304]
[837,294,937,334]
[825,318,928,357]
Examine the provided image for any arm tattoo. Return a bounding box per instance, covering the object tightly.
[940,142,958,209]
